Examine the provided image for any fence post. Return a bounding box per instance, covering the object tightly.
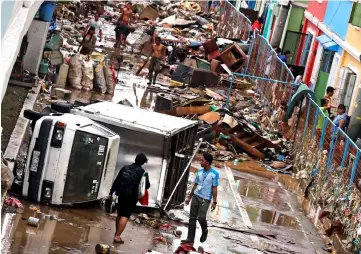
[253,35,261,76]
[325,128,338,182]
[288,82,295,105]
[341,139,350,168]
[318,116,327,149]
[311,105,319,138]
[348,150,360,196]
[282,71,289,102]
[244,31,255,74]
[302,97,311,144]
[225,73,234,108]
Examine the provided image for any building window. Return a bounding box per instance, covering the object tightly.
[350,3,361,28]
[320,50,335,74]
[334,67,357,114]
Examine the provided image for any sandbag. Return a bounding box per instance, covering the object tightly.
[104,64,115,95]
[94,63,106,94]
[68,54,82,90]
[81,59,94,91]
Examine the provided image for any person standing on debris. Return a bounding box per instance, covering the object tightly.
[182,153,219,244]
[109,153,150,244]
[119,2,133,25]
[148,37,166,85]
[79,26,97,55]
[114,2,133,46]
[85,14,103,42]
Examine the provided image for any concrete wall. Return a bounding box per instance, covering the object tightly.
[323,0,353,40]
[24,20,49,75]
[1,0,23,40]
[0,0,43,102]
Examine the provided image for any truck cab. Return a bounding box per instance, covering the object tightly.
[22,113,120,205]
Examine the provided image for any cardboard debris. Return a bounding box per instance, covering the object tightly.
[199,111,221,124]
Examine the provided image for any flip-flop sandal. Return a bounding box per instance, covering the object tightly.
[113,237,124,244]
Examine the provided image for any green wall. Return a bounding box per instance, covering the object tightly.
[315,71,330,105]
[287,6,304,32]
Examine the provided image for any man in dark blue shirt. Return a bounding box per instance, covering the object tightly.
[182,153,219,244]
[280,50,291,63]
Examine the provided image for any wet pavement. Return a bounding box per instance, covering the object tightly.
[1,160,327,254]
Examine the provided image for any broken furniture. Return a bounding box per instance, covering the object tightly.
[216,43,248,73]
[139,5,159,20]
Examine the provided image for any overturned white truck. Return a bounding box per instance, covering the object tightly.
[71,101,199,208]
[20,101,199,208]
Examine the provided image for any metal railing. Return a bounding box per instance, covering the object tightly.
[216,0,252,41]
[242,29,361,252]
[200,2,361,249]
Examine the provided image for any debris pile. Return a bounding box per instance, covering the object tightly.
[38,1,292,177]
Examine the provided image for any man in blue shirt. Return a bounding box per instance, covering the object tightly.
[279,50,291,63]
[181,153,219,244]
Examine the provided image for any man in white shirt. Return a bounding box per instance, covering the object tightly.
[85,14,103,42]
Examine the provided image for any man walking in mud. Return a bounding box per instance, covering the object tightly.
[109,153,150,244]
[148,37,166,85]
[182,153,219,244]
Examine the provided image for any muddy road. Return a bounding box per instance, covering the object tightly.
[2,161,327,254]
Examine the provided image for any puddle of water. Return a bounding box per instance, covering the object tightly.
[234,176,289,209]
[245,206,300,230]
[1,200,155,254]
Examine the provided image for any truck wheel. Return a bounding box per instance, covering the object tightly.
[23,110,43,121]
[51,102,72,113]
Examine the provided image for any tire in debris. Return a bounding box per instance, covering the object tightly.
[68,54,82,90]
[51,102,72,113]
[94,63,107,94]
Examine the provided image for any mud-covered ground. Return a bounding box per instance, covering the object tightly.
[2,161,327,254]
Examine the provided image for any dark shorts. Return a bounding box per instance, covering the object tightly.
[116,198,137,218]
[115,24,130,39]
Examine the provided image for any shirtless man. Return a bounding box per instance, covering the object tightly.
[148,37,166,85]
[114,3,133,47]
[120,2,133,25]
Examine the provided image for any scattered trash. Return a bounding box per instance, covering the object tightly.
[27,217,40,227]
[4,197,23,209]
[174,230,182,238]
[154,236,166,242]
[95,244,111,254]
[160,223,170,230]
[29,204,40,212]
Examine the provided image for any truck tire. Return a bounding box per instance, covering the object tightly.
[51,102,72,113]
[23,110,43,121]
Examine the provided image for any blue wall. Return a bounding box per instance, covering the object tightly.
[323,0,353,40]
[1,0,15,39]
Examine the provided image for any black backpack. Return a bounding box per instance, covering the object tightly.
[118,165,143,197]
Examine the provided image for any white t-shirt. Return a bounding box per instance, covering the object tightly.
[88,19,103,37]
